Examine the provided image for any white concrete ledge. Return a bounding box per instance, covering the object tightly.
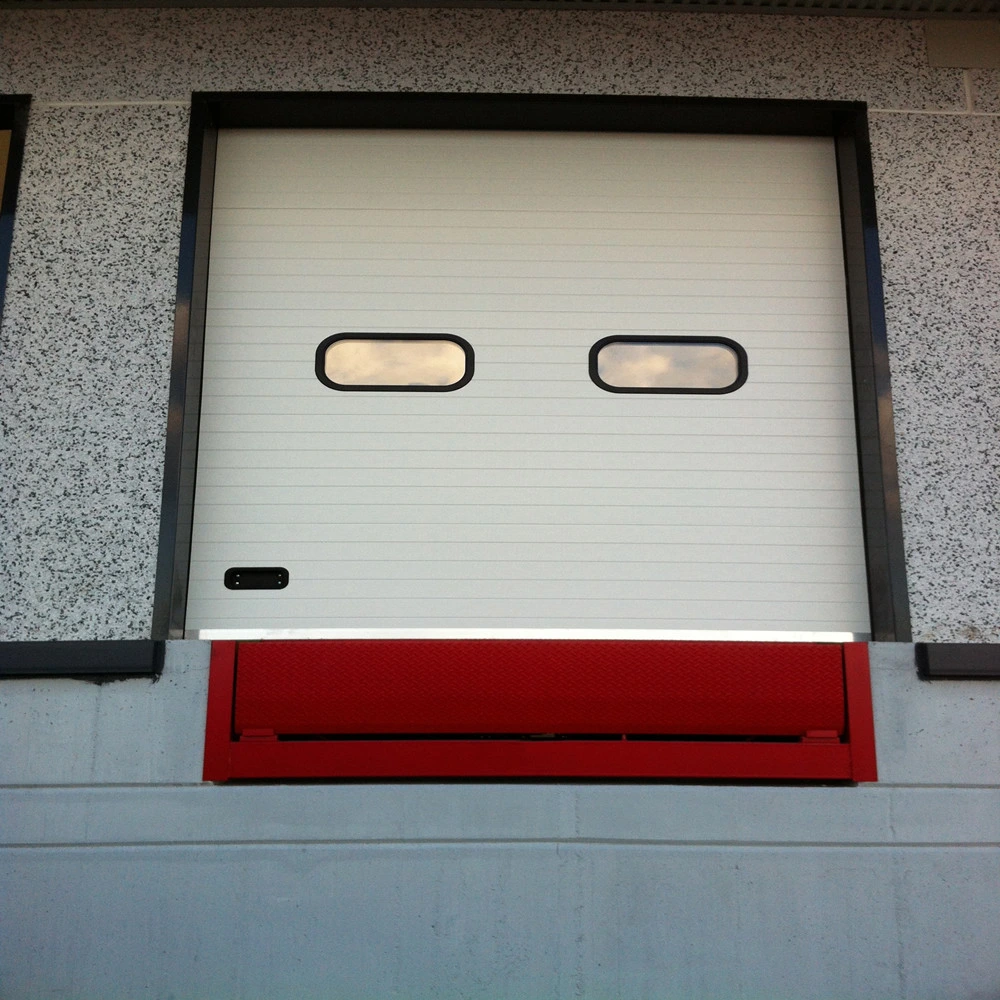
[3,784,998,847]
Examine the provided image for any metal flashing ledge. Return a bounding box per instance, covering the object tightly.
[0,640,165,678]
[916,642,1000,679]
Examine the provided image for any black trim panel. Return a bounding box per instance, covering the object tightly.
[0,640,165,678]
[834,112,911,642]
[0,96,30,321]
[203,92,856,135]
[153,100,218,640]
[589,335,748,395]
[153,91,912,642]
[3,1,999,14]
[315,333,475,391]
[916,643,1000,680]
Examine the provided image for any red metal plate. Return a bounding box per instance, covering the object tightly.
[233,639,846,738]
[204,640,876,782]
[224,738,854,781]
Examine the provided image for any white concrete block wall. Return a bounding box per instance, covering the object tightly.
[1,10,998,998]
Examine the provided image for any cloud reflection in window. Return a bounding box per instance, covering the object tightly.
[317,335,474,392]
[591,337,747,394]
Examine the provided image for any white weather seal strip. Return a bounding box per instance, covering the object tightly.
[188,628,869,642]
[869,107,1000,117]
[36,100,191,108]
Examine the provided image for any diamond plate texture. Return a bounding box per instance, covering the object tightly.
[233,640,845,737]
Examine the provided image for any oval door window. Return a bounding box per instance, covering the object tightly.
[316,334,474,391]
[590,336,747,394]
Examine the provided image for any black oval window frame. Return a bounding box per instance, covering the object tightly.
[315,332,475,392]
[589,335,749,395]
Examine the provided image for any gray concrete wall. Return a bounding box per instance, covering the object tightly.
[2,642,1000,999]
[1,11,999,999]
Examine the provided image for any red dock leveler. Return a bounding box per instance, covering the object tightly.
[203,640,877,781]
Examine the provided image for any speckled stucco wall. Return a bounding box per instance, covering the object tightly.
[870,112,1000,642]
[0,9,997,641]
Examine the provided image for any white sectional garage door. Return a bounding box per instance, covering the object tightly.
[186,129,870,638]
